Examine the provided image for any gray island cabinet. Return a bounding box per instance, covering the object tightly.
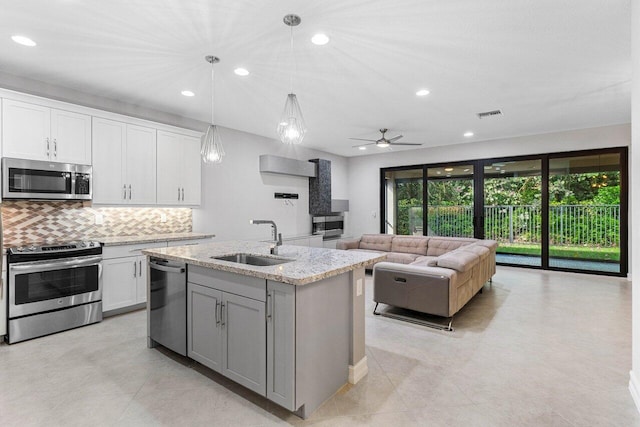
[143,240,384,419]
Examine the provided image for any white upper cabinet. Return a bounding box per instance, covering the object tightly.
[92,117,156,205]
[2,99,91,164]
[157,130,201,205]
[125,124,157,205]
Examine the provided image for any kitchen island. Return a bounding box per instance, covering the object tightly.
[142,240,384,419]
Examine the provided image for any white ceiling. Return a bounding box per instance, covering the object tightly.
[0,0,631,157]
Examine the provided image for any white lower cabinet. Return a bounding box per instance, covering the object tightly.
[187,269,267,396]
[102,256,147,311]
[101,241,166,313]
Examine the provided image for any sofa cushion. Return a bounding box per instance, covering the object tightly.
[385,252,420,264]
[359,234,394,251]
[390,236,429,255]
[410,255,439,267]
[436,250,479,272]
[461,244,490,259]
[336,238,362,251]
[427,237,476,256]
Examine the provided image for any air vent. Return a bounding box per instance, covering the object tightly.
[477,109,503,119]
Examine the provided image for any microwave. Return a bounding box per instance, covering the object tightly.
[2,158,92,200]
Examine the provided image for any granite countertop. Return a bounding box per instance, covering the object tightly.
[98,232,215,246]
[142,240,385,286]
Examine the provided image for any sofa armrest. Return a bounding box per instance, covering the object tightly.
[374,262,456,280]
[336,238,361,250]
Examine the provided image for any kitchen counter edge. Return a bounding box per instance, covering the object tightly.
[98,233,215,246]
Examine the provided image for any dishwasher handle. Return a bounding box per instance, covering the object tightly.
[149,261,185,274]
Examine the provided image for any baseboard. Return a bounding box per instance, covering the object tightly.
[348,356,368,384]
[629,370,640,413]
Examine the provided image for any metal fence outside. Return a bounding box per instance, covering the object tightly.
[426,204,620,247]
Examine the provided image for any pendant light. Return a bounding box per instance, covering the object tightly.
[201,55,225,163]
[277,14,307,145]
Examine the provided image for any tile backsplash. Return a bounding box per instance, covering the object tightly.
[1,201,192,247]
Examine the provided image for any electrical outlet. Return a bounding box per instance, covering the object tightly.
[160,213,167,223]
[95,214,104,225]
[356,278,363,296]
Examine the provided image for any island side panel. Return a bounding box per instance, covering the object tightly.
[349,267,368,383]
[295,272,350,419]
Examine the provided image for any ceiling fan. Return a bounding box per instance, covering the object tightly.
[350,128,423,149]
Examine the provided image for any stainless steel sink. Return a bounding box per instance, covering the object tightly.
[212,253,293,266]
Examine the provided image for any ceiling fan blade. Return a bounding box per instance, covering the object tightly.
[349,137,377,142]
[389,142,423,146]
[388,134,403,142]
[352,142,377,148]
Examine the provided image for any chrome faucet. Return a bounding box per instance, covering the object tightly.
[249,220,282,254]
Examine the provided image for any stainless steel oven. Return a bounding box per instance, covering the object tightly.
[6,241,103,344]
[2,157,92,200]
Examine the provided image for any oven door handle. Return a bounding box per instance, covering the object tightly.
[10,256,103,273]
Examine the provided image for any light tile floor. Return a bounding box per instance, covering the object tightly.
[1,266,639,426]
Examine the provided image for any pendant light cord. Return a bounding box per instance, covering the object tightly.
[211,63,215,124]
[290,24,295,94]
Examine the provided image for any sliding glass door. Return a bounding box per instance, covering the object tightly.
[383,168,424,235]
[427,164,474,237]
[483,159,542,267]
[548,152,623,273]
[380,147,627,276]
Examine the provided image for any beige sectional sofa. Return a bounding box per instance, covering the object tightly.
[336,234,497,323]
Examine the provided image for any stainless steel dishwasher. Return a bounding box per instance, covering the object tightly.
[149,257,187,356]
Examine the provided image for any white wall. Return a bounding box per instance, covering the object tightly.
[192,126,348,241]
[346,123,630,239]
[629,0,640,412]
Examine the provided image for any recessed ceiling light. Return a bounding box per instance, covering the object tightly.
[311,33,330,45]
[463,168,470,172]
[358,146,367,150]
[11,35,36,47]
[444,167,453,172]
[234,68,249,76]
[416,89,430,97]
[464,131,474,137]
[181,90,195,97]
[436,171,441,175]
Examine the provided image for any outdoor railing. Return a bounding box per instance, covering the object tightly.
[424,204,620,247]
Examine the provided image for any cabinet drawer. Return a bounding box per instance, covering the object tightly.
[188,265,266,302]
[102,242,167,259]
